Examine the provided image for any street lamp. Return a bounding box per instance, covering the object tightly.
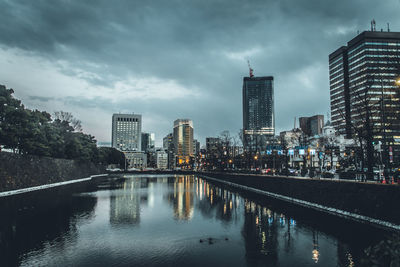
[395,77,400,86]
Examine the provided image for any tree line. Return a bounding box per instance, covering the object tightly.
[0,85,124,166]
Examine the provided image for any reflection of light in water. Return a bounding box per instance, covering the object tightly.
[199,182,203,200]
[245,200,250,212]
[224,203,227,214]
[173,176,194,220]
[346,252,354,267]
[109,180,140,225]
[290,219,296,226]
[312,249,319,263]
[279,215,285,226]
[312,231,319,263]
[255,216,259,225]
[251,202,256,213]
[268,216,273,225]
[230,200,233,210]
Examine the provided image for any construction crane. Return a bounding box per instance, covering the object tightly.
[247,60,254,78]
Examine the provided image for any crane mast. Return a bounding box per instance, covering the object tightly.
[247,60,254,78]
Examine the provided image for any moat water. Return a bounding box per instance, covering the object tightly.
[0,174,398,266]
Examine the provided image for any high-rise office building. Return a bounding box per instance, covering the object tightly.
[163,133,174,169]
[193,139,200,156]
[299,115,324,137]
[173,119,194,166]
[163,133,173,151]
[329,28,400,161]
[141,132,155,152]
[242,76,275,152]
[112,113,142,151]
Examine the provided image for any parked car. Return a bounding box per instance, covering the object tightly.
[260,168,273,174]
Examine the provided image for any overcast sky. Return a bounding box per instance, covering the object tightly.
[1,0,399,147]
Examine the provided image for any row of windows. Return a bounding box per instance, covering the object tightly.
[330,78,344,89]
[329,66,344,77]
[116,117,140,122]
[348,48,400,61]
[329,61,344,73]
[349,54,400,69]
[348,42,400,56]
[329,56,343,67]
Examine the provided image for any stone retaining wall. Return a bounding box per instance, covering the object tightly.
[0,152,104,192]
[198,172,400,225]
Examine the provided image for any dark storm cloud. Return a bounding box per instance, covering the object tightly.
[1,0,400,142]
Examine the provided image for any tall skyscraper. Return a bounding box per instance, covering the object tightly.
[173,119,194,166]
[242,76,275,152]
[329,28,400,161]
[111,113,142,151]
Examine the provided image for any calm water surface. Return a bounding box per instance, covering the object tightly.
[0,175,398,266]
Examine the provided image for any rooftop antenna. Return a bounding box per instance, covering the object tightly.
[387,22,390,32]
[371,19,376,31]
[294,117,296,129]
[247,60,254,78]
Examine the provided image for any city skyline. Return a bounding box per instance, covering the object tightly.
[1,1,400,147]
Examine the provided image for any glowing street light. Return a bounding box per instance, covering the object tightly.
[396,77,400,86]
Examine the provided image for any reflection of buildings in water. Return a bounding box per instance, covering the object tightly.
[195,179,240,223]
[242,199,297,264]
[109,180,142,225]
[243,200,279,264]
[170,176,195,220]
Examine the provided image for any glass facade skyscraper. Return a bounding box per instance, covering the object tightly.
[242,76,275,152]
[173,119,194,166]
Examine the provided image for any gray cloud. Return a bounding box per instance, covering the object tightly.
[1,0,400,145]
[28,95,54,102]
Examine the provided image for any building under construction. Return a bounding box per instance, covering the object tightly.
[242,63,275,153]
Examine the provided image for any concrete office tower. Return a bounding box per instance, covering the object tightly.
[173,119,194,166]
[111,113,142,151]
[243,76,275,152]
[329,29,400,160]
[299,115,324,137]
[156,150,168,169]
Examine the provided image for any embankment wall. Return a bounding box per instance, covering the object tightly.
[198,172,400,225]
[0,152,104,192]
